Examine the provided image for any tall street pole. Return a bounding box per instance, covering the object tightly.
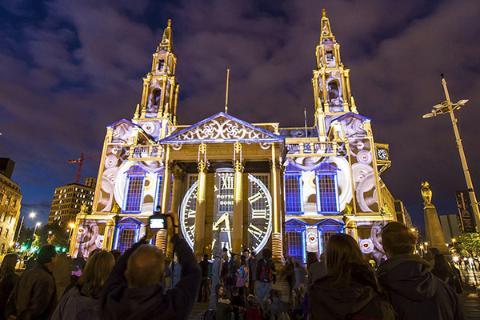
[441,76,480,230]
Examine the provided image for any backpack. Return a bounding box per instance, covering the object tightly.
[258,259,274,283]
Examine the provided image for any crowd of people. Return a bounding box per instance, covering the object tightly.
[0,221,467,320]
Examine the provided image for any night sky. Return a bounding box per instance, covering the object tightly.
[1,0,479,230]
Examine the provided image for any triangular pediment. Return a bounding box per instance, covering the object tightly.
[160,112,283,144]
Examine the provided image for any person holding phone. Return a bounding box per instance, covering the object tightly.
[100,215,201,320]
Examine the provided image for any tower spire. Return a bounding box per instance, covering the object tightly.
[320,9,335,43]
[158,19,173,52]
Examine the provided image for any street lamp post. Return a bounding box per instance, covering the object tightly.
[422,74,480,231]
[33,222,41,237]
[16,212,37,243]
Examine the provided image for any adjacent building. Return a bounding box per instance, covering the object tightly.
[0,158,22,255]
[83,177,97,189]
[48,178,94,227]
[70,12,408,262]
[439,214,461,243]
[456,190,477,232]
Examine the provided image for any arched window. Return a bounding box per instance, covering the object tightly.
[285,220,306,263]
[284,172,303,215]
[152,89,161,108]
[154,173,163,210]
[114,218,142,254]
[316,165,339,214]
[158,59,165,71]
[124,166,146,213]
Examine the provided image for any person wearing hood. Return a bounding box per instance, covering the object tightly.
[100,228,201,320]
[377,222,463,320]
[308,233,395,320]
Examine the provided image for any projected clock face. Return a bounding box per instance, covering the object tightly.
[377,148,388,161]
[179,172,272,254]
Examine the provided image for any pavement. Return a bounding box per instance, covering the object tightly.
[462,289,480,320]
[189,289,480,320]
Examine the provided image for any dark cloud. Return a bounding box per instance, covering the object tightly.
[0,0,479,229]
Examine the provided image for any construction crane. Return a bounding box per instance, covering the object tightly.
[68,153,85,184]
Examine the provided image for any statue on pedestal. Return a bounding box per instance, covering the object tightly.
[421,181,448,254]
[421,181,432,206]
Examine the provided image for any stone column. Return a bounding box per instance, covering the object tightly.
[270,144,283,260]
[166,166,184,257]
[103,219,115,250]
[232,142,244,254]
[424,203,448,254]
[68,216,82,256]
[194,143,208,256]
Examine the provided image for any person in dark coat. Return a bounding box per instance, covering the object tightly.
[198,254,211,302]
[5,245,58,320]
[309,233,395,320]
[431,253,459,291]
[0,253,18,320]
[51,250,115,320]
[100,231,201,320]
[378,222,464,320]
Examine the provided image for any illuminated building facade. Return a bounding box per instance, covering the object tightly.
[0,158,22,255]
[70,12,405,262]
[48,181,94,227]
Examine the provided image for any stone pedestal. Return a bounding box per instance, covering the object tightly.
[424,204,448,254]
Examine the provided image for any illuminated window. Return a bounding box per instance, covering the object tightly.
[118,229,136,253]
[316,172,339,214]
[155,174,163,210]
[123,166,146,213]
[285,173,302,214]
[286,231,305,263]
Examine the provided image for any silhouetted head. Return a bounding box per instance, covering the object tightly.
[125,245,165,288]
[0,253,18,277]
[326,233,367,285]
[307,252,318,267]
[262,248,272,260]
[381,222,417,257]
[37,245,58,271]
[78,250,115,298]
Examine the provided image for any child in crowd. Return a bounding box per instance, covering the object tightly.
[245,294,262,320]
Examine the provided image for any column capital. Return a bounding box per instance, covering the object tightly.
[198,160,207,172]
[234,160,244,173]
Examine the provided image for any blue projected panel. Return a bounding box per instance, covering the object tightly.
[125,176,144,212]
[286,231,305,263]
[285,173,303,214]
[316,173,339,214]
[155,174,163,210]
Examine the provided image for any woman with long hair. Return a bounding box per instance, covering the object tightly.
[0,253,18,320]
[309,233,394,319]
[51,250,115,320]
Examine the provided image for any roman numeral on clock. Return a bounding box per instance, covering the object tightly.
[186,209,195,218]
[251,209,267,219]
[248,225,264,241]
[248,192,263,204]
[221,175,234,189]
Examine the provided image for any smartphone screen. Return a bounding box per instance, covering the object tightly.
[150,216,166,229]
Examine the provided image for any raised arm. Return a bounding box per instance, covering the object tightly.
[169,235,201,319]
